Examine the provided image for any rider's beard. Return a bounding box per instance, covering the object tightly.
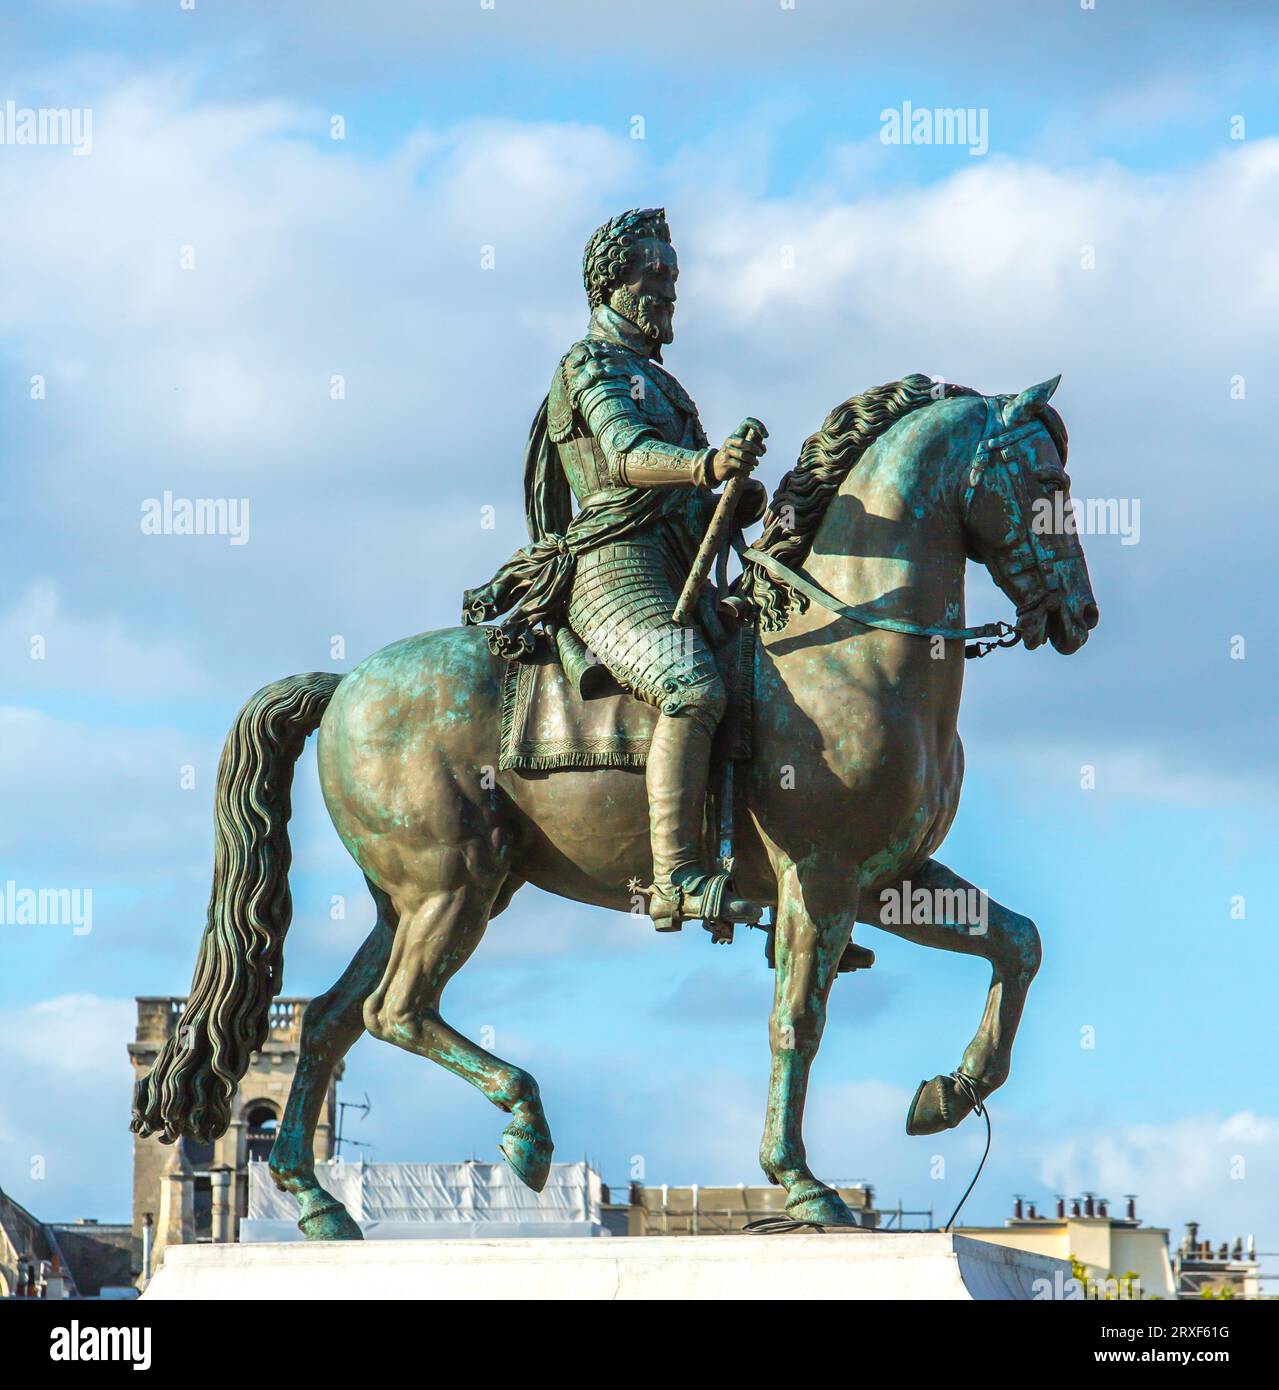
[615,286,674,346]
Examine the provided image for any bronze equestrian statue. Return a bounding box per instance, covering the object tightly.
[133,209,1099,1237]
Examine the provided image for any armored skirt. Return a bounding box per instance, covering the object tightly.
[566,516,725,729]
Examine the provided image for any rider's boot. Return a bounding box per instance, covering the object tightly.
[646,711,763,931]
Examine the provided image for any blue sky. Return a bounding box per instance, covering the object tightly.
[1,0,1276,1269]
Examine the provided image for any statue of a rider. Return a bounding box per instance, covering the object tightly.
[463,208,768,932]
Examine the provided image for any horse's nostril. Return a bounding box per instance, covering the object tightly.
[1083,602,1100,630]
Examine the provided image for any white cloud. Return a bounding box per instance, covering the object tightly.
[679,142,1279,402]
[1039,1111,1279,1248]
[0,706,214,874]
[0,994,134,1079]
[0,580,204,699]
[0,995,136,1220]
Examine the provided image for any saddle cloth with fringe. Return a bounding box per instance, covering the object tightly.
[498,625,755,773]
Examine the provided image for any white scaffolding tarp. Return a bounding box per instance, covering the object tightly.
[242,1160,606,1241]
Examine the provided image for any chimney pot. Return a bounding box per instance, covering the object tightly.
[1125,1195,1137,1221]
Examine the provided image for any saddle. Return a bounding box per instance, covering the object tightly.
[497,624,874,973]
[497,622,753,774]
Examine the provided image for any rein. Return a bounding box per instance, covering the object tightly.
[740,546,1019,660]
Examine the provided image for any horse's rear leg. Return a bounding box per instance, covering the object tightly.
[862,857,1041,1135]
[269,884,395,1239]
[363,854,553,1191]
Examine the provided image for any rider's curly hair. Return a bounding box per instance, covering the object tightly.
[582,208,670,308]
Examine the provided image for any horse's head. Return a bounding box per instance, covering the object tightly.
[961,377,1099,655]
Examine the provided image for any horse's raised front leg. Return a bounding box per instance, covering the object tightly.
[863,857,1041,1135]
[362,852,554,1192]
[759,852,861,1226]
[269,885,395,1240]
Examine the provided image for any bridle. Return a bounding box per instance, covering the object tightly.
[740,394,1073,659]
[963,394,1081,649]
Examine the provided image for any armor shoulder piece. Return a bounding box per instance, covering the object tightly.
[547,351,575,442]
[563,338,640,408]
[556,338,648,449]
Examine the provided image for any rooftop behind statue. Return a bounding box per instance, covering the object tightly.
[133,210,1099,1237]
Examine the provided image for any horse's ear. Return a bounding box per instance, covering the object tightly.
[1006,374,1061,425]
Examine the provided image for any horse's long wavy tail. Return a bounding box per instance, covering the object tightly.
[131,672,342,1144]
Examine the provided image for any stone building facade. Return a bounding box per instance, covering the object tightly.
[127,996,337,1261]
[623,1181,881,1235]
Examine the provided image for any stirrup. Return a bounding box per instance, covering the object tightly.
[648,871,762,933]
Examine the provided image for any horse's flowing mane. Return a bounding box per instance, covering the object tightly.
[738,373,978,629]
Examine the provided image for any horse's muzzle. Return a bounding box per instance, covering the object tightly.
[1046,593,1099,654]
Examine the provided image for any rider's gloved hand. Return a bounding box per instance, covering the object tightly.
[712,422,767,484]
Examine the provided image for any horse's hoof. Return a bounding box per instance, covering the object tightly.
[297,1198,363,1242]
[784,1182,859,1227]
[499,1114,553,1193]
[905,1074,976,1136]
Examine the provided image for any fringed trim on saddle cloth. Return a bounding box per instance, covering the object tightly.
[498,642,655,772]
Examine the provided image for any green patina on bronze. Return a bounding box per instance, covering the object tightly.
[132,213,1099,1237]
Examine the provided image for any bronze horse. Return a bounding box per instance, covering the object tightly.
[133,375,1097,1236]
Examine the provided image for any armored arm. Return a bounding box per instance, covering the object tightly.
[569,346,716,489]
[611,429,718,489]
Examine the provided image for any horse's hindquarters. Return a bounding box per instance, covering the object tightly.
[316,627,511,896]
[316,626,663,915]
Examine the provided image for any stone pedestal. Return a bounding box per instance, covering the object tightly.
[143,1233,1067,1301]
